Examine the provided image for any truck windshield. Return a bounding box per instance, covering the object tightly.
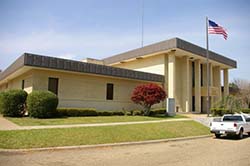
[223,116,243,121]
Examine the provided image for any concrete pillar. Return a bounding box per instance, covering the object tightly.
[163,54,168,108]
[164,54,168,94]
[209,63,213,86]
[183,56,190,112]
[168,51,176,99]
[213,66,222,104]
[223,69,229,96]
[195,60,201,113]
[209,63,214,107]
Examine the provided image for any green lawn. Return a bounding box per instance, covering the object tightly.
[7,114,187,126]
[0,121,209,149]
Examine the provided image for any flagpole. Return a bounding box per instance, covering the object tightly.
[206,17,210,117]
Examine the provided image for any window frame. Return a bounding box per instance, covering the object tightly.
[21,80,25,90]
[106,83,114,100]
[48,77,59,95]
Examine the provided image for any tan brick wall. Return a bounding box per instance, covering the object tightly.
[32,69,163,111]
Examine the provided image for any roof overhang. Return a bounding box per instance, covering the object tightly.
[0,53,164,84]
[102,38,237,69]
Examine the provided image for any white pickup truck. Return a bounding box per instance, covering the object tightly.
[210,114,250,139]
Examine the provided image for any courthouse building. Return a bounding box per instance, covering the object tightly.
[0,38,237,113]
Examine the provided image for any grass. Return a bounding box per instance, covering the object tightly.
[0,121,209,149]
[7,114,187,126]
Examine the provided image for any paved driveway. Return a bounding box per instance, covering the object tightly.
[1,136,250,166]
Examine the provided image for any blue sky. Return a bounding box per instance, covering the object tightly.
[0,0,249,81]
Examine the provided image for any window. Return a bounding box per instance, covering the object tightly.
[48,77,59,95]
[106,83,114,100]
[245,117,250,122]
[192,62,195,87]
[223,116,243,122]
[200,64,203,86]
[21,80,25,90]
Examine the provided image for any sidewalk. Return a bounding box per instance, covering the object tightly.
[0,117,191,131]
[181,113,214,127]
[0,116,22,130]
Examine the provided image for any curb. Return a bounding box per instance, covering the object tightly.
[0,134,213,154]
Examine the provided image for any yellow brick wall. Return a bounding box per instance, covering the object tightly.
[112,54,165,75]
[32,69,164,111]
[0,71,33,93]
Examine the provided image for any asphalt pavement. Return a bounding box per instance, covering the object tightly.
[1,136,249,166]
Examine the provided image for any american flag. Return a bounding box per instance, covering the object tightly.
[208,20,228,40]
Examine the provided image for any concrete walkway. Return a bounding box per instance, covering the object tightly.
[0,117,191,131]
[0,116,22,130]
[182,114,215,127]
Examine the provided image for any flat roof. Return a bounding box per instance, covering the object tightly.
[102,37,237,68]
[0,53,164,83]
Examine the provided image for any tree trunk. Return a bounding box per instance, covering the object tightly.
[144,105,151,116]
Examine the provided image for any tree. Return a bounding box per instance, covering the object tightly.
[232,79,250,108]
[229,82,240,96]
[131,83,166,116]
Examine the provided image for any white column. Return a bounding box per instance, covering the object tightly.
[223,69,229,96]
[209,63,214,107]
[213,66,221,102]
[209,63,213,86]
[168,51,176,99]
[195,60,201,113]
[164,54,168,95]
[183,56,190,112]
[163,54,168,108]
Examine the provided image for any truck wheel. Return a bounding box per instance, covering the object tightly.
[238,129,243,139]
[215,134,221,138]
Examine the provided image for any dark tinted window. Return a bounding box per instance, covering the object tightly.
[48,77,58,95]
[223,116,243,122]
[21,80,25,90]
[106,83,114,100]
[200,64,203,86]
[192,62,195,87]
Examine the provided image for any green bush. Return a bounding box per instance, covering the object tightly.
[110,111,125,116]
[149,108,166,116]
[211,108,232,116]
[97,111,112,116]
[124,111,132,116]
[27,91,58,118]
[96,110,125,116]
[241,108,250,114]
[211,107,250,116]
[0,89,27,117]
[131,110,143,116]
[57,108,125,117]
[58,108,97,116]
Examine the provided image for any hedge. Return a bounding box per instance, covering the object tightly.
[0,89,27,117]
[97,111,125,116]
[241,108,250,114]
[57,108,125,117]
[149,108,166,116]
[57,108,97,116]
[211,108,250,116]
[27,91,58,118]
[131,110,144,116]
